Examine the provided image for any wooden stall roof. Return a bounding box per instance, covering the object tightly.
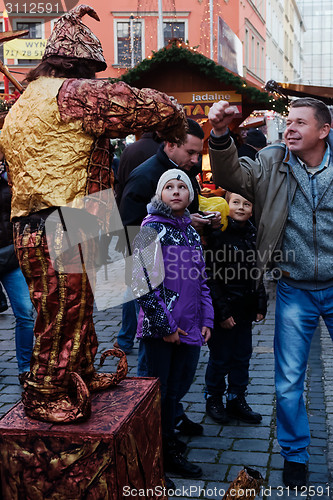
[276,82,333,105]
[120,41,287,117]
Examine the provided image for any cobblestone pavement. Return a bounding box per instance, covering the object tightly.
[0,279,332,500]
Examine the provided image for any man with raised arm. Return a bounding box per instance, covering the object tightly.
[208,98,333,488]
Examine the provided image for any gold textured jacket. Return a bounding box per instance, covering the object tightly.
[0,76,186,219]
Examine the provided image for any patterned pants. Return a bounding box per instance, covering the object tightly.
[13,211,127,423]
[13,214,97,421]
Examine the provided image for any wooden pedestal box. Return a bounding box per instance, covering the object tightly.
[0,377,166,500]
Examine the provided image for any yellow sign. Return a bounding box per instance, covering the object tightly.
[169,91,242,120]
[170,90,240,104]
[3,39,47,59]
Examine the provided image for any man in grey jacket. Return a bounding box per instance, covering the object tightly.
[208,97,332,488]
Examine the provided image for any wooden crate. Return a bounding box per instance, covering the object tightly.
[0,377,166,500]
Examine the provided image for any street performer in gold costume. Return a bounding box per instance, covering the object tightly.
[0,5,186,423]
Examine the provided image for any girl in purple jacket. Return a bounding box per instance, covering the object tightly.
[132,169,213,479]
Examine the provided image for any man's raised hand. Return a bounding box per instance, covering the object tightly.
[208,101,236,136]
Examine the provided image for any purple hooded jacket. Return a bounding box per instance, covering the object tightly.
[132,198,214,346]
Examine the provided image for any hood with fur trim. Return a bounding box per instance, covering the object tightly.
[147,196,191,221]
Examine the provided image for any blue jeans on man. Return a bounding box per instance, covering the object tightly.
[116,286,147,375]
[1,267,34,373]
[275,280,333,463]
[116,287,139,353]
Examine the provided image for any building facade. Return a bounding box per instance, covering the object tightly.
[265,0,284,82]
[109,0,267,86]
[296,0,333,86]
[0,0,268,91]
[0,0,310,93]
[239,0,266,86]
[282,0,304,83]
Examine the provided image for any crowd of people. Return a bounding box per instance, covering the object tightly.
[0,3,332,493]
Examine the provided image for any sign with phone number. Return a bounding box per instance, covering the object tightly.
[3,39,46,59]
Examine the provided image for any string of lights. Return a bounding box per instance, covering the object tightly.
[115,0,292,113]
[199,0,211,57]
[136,0,178,51]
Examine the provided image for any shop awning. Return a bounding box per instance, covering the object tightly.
[266,80,333,105]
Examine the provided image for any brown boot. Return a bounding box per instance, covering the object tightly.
[86,348,128,392]
[22,372,91,424]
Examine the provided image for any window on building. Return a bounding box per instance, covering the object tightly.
[15,21,42,65]
[284,33,288,59]
[322,66,331,80]
[163,21,185,45]
[256,41,260,74]
[251,35,255,72]
[0,22,3,63]
[245,28,249,67]
[266,56,271,81]
[261,46,264,78]
[115,20,143,67]
[312,15,321,29]
[322,29,330,42]
[257,0,264,17]
[312,41,321,54]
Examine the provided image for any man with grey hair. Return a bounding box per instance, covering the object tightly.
[208,97,332,488]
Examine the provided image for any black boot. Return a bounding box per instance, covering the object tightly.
[226,394,262,424]
[175,413,203,436]
[206,395,230,424]
[174,435,187,454]
[163,438,202,479]
[0,288,8,313]
[164,475,175,490]
[283,460,307,488]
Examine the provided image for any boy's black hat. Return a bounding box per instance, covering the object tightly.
[246,129,267,148]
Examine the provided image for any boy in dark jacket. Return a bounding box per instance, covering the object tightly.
[204,192,267,424]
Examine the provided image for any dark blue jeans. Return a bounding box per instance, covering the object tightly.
[116,287,148,375]
[144,339,201,438]
[1,267,34,373]
[116,287,139,353]
[205,320,252,396]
